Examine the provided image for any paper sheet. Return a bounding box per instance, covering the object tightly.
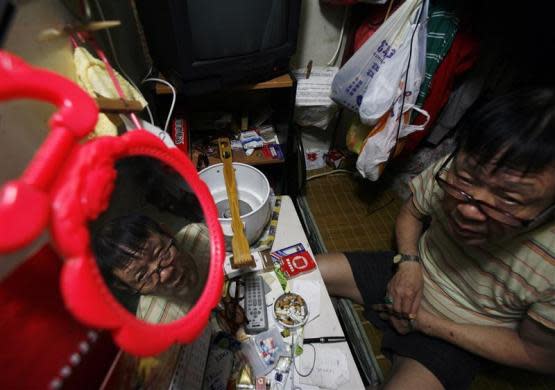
[293,66,339,107]
[297,346,350,389]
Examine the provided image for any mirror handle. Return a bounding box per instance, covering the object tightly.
[0,51,98,252]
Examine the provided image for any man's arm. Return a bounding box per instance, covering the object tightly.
[389,196,426,316]
[416,310,555,373]
[396,195,425,256]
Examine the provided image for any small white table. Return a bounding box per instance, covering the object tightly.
[267,196,365,390]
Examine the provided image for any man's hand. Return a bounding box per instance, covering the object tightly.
[372,302,434,335]
[386,261,424,318]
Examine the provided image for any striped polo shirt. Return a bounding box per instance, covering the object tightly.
[410,157,555,330]
[137,223,210,323]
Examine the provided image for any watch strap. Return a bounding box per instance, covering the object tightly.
[394,253,421,264]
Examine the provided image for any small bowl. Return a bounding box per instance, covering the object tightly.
[273,293,309,329]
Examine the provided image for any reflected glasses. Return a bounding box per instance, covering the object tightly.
[133,237,176,294]
[434,153,533,228]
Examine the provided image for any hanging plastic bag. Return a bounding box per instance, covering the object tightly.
[360,0,428,124]
[356,96,429,180]
[331,0,427,121]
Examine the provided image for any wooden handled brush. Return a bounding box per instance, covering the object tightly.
[218,138,256,268]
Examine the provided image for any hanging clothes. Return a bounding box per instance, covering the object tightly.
[414,1,460,107]
[404,30,478,153]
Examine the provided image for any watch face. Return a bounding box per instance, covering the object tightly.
[393,254,402,264]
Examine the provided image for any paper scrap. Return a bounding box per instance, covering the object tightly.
[298,346,350,389]
[261,272,285,307]
[292,66,339,107]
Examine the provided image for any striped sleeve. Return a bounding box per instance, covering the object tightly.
[527,290,555,331]
[525,229,555,330]
[175,223,210,265]
[175,222,211,292]
[409,156,448,216]
[137,294,190,323]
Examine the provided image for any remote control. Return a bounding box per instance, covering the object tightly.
[244,274,268,334]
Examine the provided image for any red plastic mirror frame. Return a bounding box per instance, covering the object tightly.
[0,51,225,356]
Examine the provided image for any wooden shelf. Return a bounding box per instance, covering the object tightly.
[192,148,284,169]
[155,73,294,95]
[95,96,143,113]
[238,73,294,90]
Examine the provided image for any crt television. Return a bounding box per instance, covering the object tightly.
[135,0,302,95]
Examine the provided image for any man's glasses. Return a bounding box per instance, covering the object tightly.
[133,237,176,295]
[434,153,533,228]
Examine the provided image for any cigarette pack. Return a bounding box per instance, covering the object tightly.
[271,243,316,279]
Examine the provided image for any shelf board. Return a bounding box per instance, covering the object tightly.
[238,73,294,90]
[192,148,284,169]
[155,73,294,95]
[95,96,143,113]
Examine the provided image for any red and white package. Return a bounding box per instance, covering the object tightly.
[271,243,317,279]
[170,117,189,156]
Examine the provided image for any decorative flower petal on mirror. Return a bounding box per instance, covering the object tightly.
[0,51,225,356]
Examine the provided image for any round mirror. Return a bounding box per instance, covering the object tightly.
[88,156,210,324]
[0,51,224,355]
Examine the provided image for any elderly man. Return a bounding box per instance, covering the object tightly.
[317,88,555,389]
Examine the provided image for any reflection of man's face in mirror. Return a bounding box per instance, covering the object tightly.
[113,233,199,298]
[93,215,200,301]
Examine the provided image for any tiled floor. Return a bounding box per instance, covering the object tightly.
[304,168,554,389]
[305,170,402,253]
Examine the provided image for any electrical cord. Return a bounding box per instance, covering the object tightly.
[142,78,177,133]
[327,6,349,66]
[293,344,316,378]
[306,169,352,181]
[384,0,395,22]
[143,103,155,126]
[138,65,155,126]
[142,65,154,82]
[286,331,317,390]
[366,194,395,216]
[291,331,316,388]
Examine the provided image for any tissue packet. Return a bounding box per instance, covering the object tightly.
[240,130,264,149]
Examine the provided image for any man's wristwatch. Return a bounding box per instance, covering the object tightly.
[393,253,421,266]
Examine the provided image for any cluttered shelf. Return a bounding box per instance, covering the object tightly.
[155,73,294,95]
[162,72,296,192]
[191,146,284,169]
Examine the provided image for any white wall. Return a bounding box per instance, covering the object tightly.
[291,1,349,164]
[291,0,349,70]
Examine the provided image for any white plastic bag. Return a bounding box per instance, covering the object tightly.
[356,101,429,181]
[360,0,428,124]
[331,0,427,121]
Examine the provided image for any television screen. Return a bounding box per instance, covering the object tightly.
[188,0,289,61]
[136,0,301,94]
